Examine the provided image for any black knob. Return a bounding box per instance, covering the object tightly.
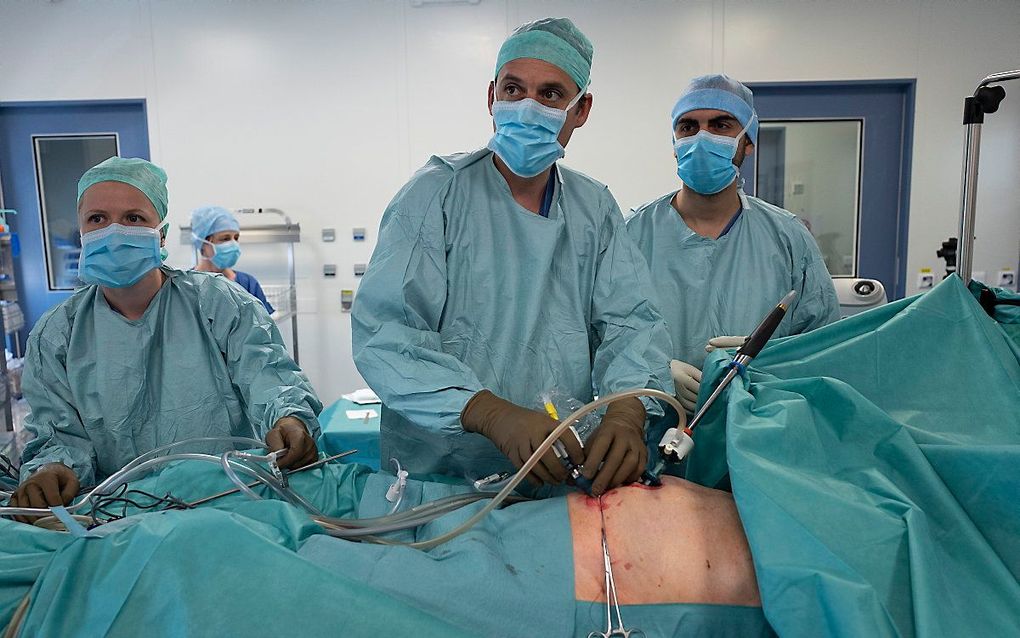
[854,281,875,296]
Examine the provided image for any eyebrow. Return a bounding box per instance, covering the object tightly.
[82,208,150,216]
[677,115,739,126]
[500,74,570,94]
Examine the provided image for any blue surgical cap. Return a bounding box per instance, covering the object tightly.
[190,206,240,249]
[77,157,169,220]
[670,74,759,145]
[495,17,593,92]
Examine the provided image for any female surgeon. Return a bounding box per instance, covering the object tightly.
[10,157,321,513]
[191,205,275,315]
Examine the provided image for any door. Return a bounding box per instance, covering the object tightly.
[739,81,915,299]
[0,100,150,345]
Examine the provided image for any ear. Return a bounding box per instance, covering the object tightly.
[743,139,755,157]
[571,93,593,129]
[487,81,495,115]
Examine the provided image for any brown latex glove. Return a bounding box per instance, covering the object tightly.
[461,390,583,485]
[582,397,647,496]
[266,416,319,470]
[10,463,80,524]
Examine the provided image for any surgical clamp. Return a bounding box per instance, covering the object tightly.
[588,496,645,638]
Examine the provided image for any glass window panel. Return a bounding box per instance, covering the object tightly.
[755,120,861,277]
[34,135,119,290]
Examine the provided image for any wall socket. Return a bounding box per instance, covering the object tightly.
[997,269,1016,290]
[916,269,934,290]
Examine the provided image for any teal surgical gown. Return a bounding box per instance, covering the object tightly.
[352,149,673,479]
[626,190,840,370]
[20,267,322,486]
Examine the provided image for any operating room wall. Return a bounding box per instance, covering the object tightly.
[1,0,1018,405]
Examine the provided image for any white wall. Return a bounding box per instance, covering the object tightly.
[2,0,1019,405]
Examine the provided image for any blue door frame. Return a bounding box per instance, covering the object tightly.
[739,80,915,299]
[0,99,150,345]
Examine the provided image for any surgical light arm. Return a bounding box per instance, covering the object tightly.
[642,290,798,484]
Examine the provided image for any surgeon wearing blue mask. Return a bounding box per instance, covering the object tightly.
[9,157,322,517]
[191,206,275,315]
[626,74,840,414]
[353,18,673,497]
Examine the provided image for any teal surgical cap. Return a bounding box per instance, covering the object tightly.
[671,74,759,145]
[190,206,240,249]
[494,17,593,92]
[77,157,169,220]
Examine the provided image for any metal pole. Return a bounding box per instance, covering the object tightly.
[288,242,299,365]
[956,70,1020,284]
[957,123,982,284]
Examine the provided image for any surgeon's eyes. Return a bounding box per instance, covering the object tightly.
[86,214,105,224]
[503,84,521,97]
[126,214,146,224]
[541,89,563,101]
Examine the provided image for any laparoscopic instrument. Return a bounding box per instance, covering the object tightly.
[544,398,595,496]
[642,290,798,486]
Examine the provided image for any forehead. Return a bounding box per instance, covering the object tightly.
[78,181,157,216]
[677,108,738,122]
[496,58,575,89]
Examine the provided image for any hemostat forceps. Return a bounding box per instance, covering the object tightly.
[588,496,645,638]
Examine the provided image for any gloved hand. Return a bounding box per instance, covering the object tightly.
[266,416,319,470]
[582,397,647,496]
[10,463,80,524]
[705,335,747,353]
[461,390,583,485]
[670,359,702,413]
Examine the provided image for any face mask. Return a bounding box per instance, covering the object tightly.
[674,122,750,195]
[487,89,586,178]
[204,239,241,270]
[79,222,168,288]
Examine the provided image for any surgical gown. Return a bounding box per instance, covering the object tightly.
[19,267,322,486]
[626,190,839,369]
[352,149,673,479]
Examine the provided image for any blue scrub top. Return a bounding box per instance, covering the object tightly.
[233,270,275,315]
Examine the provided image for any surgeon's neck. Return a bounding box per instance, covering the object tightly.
[195,259,233,279]
[492,155,551,214]
[672,181,742,240]
[194,258,220,274]
[101,269,166,321]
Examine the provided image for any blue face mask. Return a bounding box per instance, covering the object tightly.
[487,90,585,178]
[674,125,749,195]
[204,239,241,270]
[78,222,168,288]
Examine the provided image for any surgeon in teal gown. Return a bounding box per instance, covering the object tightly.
[353,19,673,495]
[12,157,321,509]
[626,74,839,413]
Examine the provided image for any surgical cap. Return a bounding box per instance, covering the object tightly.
[77,157,169,220]
[494,17,593,92]
[671,74,759,145]
[190,206,240,248]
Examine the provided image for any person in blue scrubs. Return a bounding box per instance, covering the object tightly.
[191,206,275,315]
[353,18,673,496]
[626,75,840,413]
[10,158,320,515]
